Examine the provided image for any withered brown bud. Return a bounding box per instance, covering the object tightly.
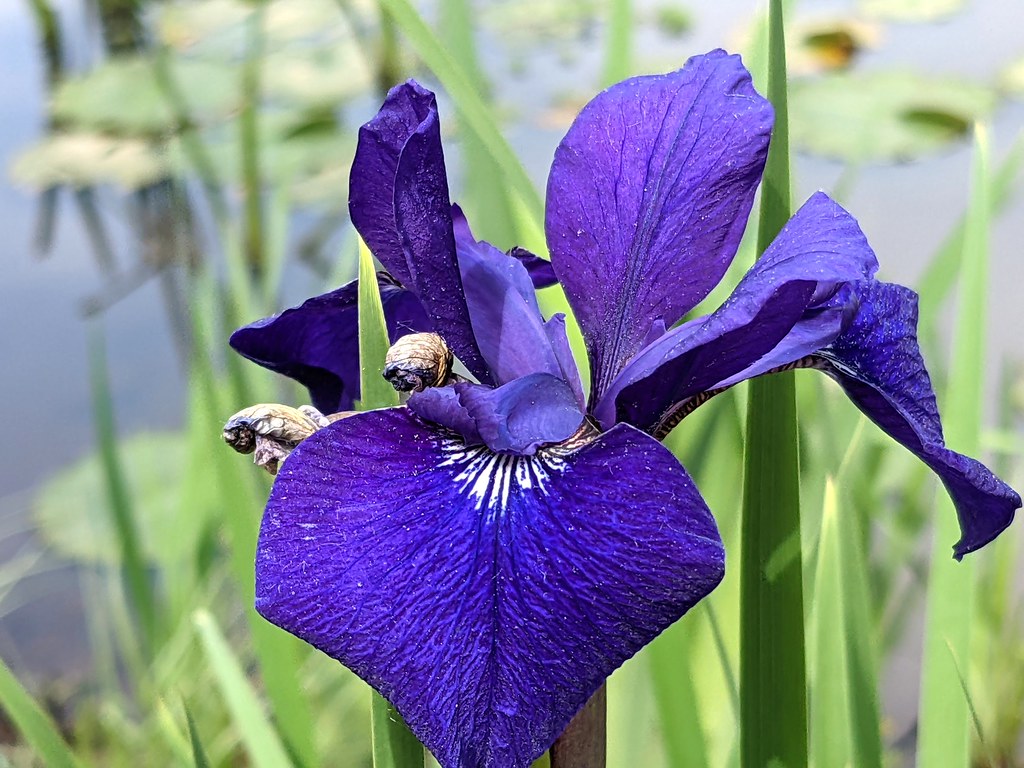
[223,404,322,475]
[382,332,453,393]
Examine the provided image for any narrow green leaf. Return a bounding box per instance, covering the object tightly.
[184,703,213,768]
[0,657,83,768]
[648,621,708,768]
[439,0,517,250]
[189,274,318,768]
[602,0,632,87]
[376,0,545,235]
[372,690,425,768]
[916,131,1024,333]
[358,236,400,410]
[809,480,852,768]
[88,323,159,657]
[834,426,884,768]
[739,2,808,767]
[917,125,991,768]
[357,237,421,765]
[194,609,295,768]
[809,475,883,768]
[240,5,266,277]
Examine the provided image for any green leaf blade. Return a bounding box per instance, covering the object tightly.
[358,236,400,411]
[0,657,83,768]
[917,125,991,768]
[740,2,808,767]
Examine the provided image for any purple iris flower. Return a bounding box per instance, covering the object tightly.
[230,50,1019,768]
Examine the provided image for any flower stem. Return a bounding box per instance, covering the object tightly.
[550,685,606,768]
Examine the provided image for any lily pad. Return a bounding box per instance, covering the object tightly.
[788,18,881,75]
[10,133,169,190]
[262,41,373,107]
[790,72,996,163]
[158,0,371,56]
[859,0,964,22]
[166,111,356,204]
[32,433,208,567]
[51,56,240,135]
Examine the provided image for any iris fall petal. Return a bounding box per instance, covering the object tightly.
[256,408,724,768]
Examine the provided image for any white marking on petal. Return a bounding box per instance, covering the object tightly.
[436,439,569,517]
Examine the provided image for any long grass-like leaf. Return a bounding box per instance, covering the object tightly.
[0,657,82,768]
[739,2,808,766]
[88,324,159,657]
[190,274,318,768]
[917,125,991,768]
[809,480,852,768]
[809,474,883,768]
[194,610,295,768]
[357,237,421,765]
[602,0,632,87]
[239,5,266,277]
[185,702,213,768]
[358,237,400,411]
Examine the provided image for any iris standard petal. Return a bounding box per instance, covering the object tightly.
[596,193,878,432]
[229,276,430,413]
[256,408,724,768]
[451,203,559,291]
[815,281,1020,559]
[349,81,491,384]
[457,230,578,387]
[546,49,773,402]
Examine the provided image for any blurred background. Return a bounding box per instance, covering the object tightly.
[0,0,1022,765]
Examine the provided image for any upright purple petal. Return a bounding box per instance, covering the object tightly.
[815,281,1020,558]
[457,228,579,388]
[256,409,724,768]
[546,50,773,402]
[596,193,877,432]
[451,203,559,291]
[229,276,430,414]
[350,82,491,384]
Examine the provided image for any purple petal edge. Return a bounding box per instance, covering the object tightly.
[349,81,491,384]
[817,281,1019,558]
[229,276,430,414]
[256,408,724,768]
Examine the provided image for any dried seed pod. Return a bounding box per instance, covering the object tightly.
[223,404,320,474]
[382,333,453,393]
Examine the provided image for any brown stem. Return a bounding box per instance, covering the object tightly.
[550,686,606,768]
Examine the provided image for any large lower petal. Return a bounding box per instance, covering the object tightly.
[229,275,429,413]
[256,409,724,768]
[349,82,490,383]
[546,50,773,401]
[815,281,1019,558]
[596,192,878,432]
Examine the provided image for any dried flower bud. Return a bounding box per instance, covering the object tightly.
[382,333,453,393]
[223,404,321,475]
